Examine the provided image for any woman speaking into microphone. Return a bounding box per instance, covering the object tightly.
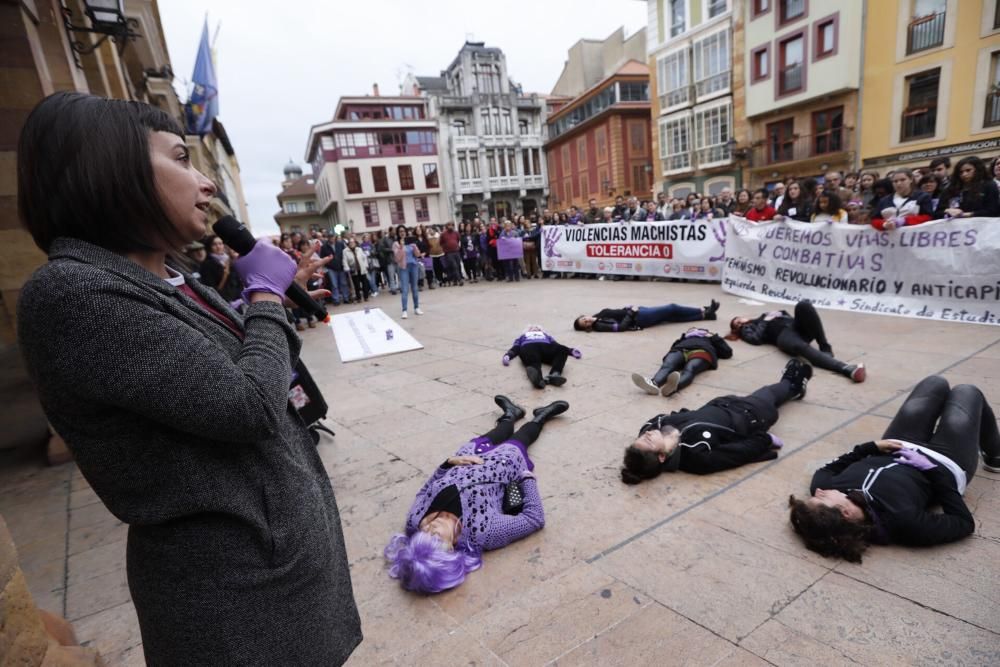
[15,92,361,665]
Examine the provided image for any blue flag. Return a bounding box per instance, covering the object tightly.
[184,20,218,135]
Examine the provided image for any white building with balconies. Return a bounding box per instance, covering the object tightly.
[404,41,549,221]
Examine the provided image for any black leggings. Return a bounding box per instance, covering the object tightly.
[479,419,541,448]
[775,301,847,374]
[883,376,1000,480]
[519,342,571,375]
[653,350,712,391]
[750,380,795,409]
[350,272,371,301]
[463,257,479,280]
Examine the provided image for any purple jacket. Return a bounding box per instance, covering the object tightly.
[404,441,544,554]
[506,329,556,354]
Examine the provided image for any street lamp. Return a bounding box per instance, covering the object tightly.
[61,0,141,67]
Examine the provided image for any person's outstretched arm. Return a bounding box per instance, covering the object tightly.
[891,466,974,545]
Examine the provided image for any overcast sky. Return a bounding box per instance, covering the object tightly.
[158,0,647,236]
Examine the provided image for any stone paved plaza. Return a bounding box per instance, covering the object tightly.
[1,278,999,666]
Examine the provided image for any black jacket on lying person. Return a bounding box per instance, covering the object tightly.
[638,394,778,475]
[668,330,733,369]
[591,307,638,332]
[810,442,974,546]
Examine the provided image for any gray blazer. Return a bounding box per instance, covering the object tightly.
[17,239,361,666]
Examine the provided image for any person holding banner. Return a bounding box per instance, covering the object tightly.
[574,299,720,333]
[789,376,1000,563]
[631,326,733,397]
[498,220,523,282]
[385,395,569,593]
[621,360,812,484]
[870,169,934,231]
[503,325,582,388]
[728,300,866,383]
[934,156,1000,219]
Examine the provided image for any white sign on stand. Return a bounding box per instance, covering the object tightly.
[330,307,423,362]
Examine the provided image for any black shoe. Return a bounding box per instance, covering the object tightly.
[494,395,526,423]
[782,359,813,400]
[531,400,569,424]
[545,371,567,387]
[526,367,546,389]
[703,299,720,320]
[984,455,1000,473]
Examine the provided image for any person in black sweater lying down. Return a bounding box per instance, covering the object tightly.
[574,299,719,332]
[631,326,733,397]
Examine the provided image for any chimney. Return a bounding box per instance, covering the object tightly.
[373,82,380,97]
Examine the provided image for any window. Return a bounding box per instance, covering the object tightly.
[694,103,732,164]
[751,45,770,82]
[502,110,513,135]
[901,68,940,141]
[619,82,649,101]
[778,34,805,95]
[766,118,795,163]
[522,149,532,176]
[452,120,467,136]
[708,0,727,17]
[631,165,650,192]
[995,0,1000,30]
[779,0,805,25]
[398,165,414,190]
[907,0,946,54]
[372,166,388,192]
[752,0,770,18]
[519,119,530,135]
[596,126,608,161]
[579,175,588,200]
[508,149,517,176]
[659,116,692,171]
[423,164,439,188]
[812,106,843,154]
[458,153,469,179]
[693,30,731,97]
[470,150,480,178]
[629,121,646,153]
[561,145,571,171]
[577,137,587,165]
[657,49,691,107]
[388,199,405,225]
[498,149,507,177]
[480,108,492,135]
[305,201,316,212]
[815,16,837,59]
[670,0,686,36]
[486,149,497,177]
[285,202,299,213]
[345,167,362,194]
[532,148,541,175]
[362,200,379,227]
[986,52,1000,127]
[415,196,429,222]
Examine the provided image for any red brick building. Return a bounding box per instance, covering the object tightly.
[544,61,653,210]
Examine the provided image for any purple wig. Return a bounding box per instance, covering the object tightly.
[384,532,482,594]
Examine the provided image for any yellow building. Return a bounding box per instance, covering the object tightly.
[859,0,1000,173]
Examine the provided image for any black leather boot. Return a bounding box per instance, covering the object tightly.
[545,371,567,387]
[530,400,569,425]
[494,395,525,423]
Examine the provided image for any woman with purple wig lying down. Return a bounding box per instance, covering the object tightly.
[385,395,569,593]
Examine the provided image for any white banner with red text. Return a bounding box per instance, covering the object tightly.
[539,220,726,280]
[721,217,1000,326]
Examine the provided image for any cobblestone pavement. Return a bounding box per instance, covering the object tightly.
[2,278,999,665]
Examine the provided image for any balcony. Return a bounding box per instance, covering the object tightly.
[452,135,480,149]
[659,85,692,110]
[901,106,937,141]
[695,143,732,167]
[440,95,473,109]
[487,175,520,190]
[457,178,483,194]
[752,127,854,166]
[523,175,545,188]
[778,63,803,96]
[322,144,436,161]
[985,91,1000,128]
[906,12,945,55]
[695,71,731,99]
[663,152,693,174]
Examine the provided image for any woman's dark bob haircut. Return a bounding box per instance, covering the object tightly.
[18,91,187,254]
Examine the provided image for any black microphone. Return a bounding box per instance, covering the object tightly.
[213,215,330,323]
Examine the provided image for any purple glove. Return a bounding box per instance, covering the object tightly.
[571,348,582,359]
[894,448,936,471]
[502,355,511,366]
[768,433,784,449]
[233,239,297,302]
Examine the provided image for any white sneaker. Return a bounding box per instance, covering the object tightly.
[401,311,408,319]
[660,371,681,397]
[631,373,659,395]
[415,308,424,315]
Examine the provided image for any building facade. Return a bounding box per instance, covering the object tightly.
[743,0,862,188]
[859,0,1000,173]
[305,95,448,233]
[0,0,250,347]
[274,162,325,235]
[544,61,654,210]
[648,0,746,198]
[404,42,548,221]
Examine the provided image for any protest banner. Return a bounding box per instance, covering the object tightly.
[721,217,1000,326]
[539,220,726,279]
[497,236,524,260]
